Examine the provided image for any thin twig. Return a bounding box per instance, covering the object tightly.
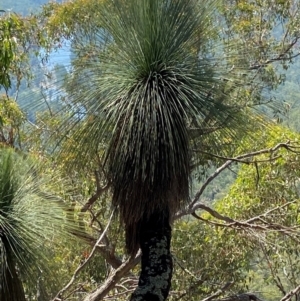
[81,171,110,212]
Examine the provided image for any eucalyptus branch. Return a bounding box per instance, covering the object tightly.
[177,187,298,236]
[193,149,281,164]
[191,203,234,223]
[249,37,300,70]
[280,284,300,301]
[189,204,300,241]
[245,202,296,224]
[185,141,299,213]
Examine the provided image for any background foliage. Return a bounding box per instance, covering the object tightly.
[1,0,300,301]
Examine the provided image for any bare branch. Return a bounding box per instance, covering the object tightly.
[193,149,281,164]
[185,201,300,242]
[280,284,300,301]
[191,203,234,223]
[52,210,115,301]
[83,253,141,301]
[70,228,124,269]
[176,141,299,219]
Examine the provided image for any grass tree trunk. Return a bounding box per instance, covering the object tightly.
[0,249,26,301]
[130,210,173,301]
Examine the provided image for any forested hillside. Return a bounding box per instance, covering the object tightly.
[2,1,300,301]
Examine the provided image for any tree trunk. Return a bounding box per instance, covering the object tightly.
[0,252,26,301]
[130,210,173,301]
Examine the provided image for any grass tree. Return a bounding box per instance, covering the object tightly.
[0,148,78,300]
[61,0,251,300]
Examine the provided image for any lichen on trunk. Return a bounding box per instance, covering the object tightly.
[130,210,173,301]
